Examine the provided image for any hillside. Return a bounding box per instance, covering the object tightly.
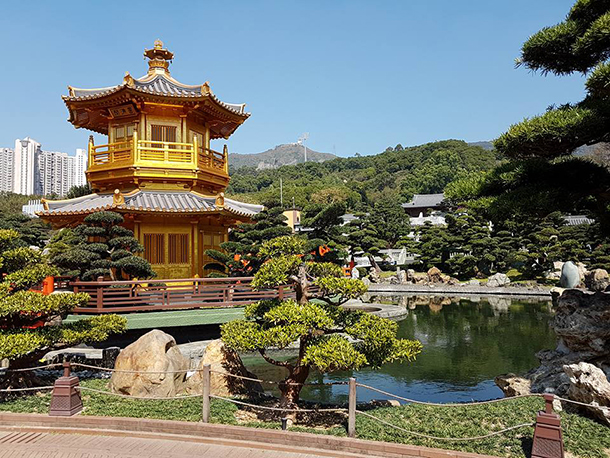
[229,144,337,170]
[227,140,499,209]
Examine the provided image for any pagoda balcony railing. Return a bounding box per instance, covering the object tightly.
[88,134,228,174]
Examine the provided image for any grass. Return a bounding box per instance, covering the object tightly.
[1,380,609,458]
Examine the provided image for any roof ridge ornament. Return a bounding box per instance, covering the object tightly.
[144,39,174,75]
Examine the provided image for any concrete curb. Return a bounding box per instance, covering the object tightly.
[367,284,552,298]
[0,412,499,458]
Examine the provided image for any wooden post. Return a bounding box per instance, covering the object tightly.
[278,285,284,300]
[96,276,104,310]
[532,394,564,458]
[201,364,211,423]
[348,377,356,438]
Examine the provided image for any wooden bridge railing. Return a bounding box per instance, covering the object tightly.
[68,277,295,314]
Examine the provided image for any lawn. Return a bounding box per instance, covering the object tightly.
[1,379,609,458]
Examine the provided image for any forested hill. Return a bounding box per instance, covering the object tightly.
[227,140,498,209]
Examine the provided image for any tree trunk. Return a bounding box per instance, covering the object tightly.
[293,265,310,305]
[278,365,310,407]
[367,254,381,273]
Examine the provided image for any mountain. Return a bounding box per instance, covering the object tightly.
[467,141,494,151]
[229,144,337,170]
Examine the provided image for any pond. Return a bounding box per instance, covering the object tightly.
[241,294,556,404]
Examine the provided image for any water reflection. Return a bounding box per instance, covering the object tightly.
[241,294,556,404]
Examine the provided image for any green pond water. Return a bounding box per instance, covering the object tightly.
[241,294,556,404]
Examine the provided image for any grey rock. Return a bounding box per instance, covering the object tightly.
[487,273,510,288]
[560,261,581,288]
[564,362,610,425]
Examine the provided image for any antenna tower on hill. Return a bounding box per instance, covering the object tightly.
[298,133,309,162]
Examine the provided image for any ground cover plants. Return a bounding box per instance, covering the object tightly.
[1,378,609,458]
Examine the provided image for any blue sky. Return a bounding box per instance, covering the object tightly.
[0,0,585,157]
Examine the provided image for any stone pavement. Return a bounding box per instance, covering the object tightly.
[0,430,378,458]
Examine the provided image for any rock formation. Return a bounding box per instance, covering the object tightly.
[560,261,581,288]
[427,267,442,283]
[186,339,263,397]
[110,330,189,397]
[585,269,610,292]
[564,362,610,425]
[496,290,610,413]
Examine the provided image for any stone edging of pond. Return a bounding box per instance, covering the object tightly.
[367,283,552,297]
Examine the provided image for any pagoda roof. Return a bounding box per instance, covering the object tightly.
[64,73,248,116]
[401,193,445,209]
[37,190,263,218]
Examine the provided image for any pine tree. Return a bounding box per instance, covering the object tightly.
[221,235,422,405]
[49,211,155,281]
[0,229,125,385]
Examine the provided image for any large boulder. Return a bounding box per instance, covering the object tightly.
[487,273,510,288]
[427,267,442,283]
[186,339,263,397]
[564,362,610,425]
[560,261,581,288]
[585,269,610,292]
[110,330,188,397]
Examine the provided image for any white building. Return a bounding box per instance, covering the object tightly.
[37,151,74,197]
[73,148,87,187]
[0,148,14,192]
[13,137,41,195]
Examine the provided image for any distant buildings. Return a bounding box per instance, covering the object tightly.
[401,193,446,226]
[0,138,87,197]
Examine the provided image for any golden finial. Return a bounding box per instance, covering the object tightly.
[215,192,225,208]
[112,189,125,206]
[144,40,174,74]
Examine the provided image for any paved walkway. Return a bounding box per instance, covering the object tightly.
[0,430,375,458]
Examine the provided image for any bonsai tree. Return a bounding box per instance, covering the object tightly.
[49,211,155,281]
[205,206,292,276]
[0,229,126,386]
[221,235,422,405]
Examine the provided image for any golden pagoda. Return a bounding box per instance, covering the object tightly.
[38,40,263,279]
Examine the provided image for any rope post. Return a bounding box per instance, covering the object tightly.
[532,394,564,458]
[201,364,211,423]
[49,362,82,417]
[348,377,356,438]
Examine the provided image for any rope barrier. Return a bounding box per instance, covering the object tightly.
[1,363,63,373]
[210,394,348,413]
[74,386,203,400]
[556,396,610,410]
[209,369,347,387]
[0,386,55,393]
[355,410,534,442]
[355,382,543,407]
[71,363,193,375]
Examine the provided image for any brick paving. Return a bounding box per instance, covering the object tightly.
[0,430,378,458]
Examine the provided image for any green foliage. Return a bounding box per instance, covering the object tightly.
[66,184,91,199]
[0,224,126,368]
[228,140,497,209]
[205,206,293,277]
[221,235,421,404]
[0,314,126,360]
[49,211,155,281]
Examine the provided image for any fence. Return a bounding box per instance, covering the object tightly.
[0,362,579,455]
[68,277,295,313]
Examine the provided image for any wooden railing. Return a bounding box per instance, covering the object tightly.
[69,277,294,314]
[88,134,228,174]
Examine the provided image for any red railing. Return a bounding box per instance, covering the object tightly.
[69,277,295,314]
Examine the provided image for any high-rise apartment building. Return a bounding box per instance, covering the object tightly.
[13,137,41,195]
[74,148,87,187]
[1,138,88,197]
[0,148,14,192]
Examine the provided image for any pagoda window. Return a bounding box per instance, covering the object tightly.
[168,233,189,264]
[113,124,134,143]
[151,125,177,144]
[143,233,165,265]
